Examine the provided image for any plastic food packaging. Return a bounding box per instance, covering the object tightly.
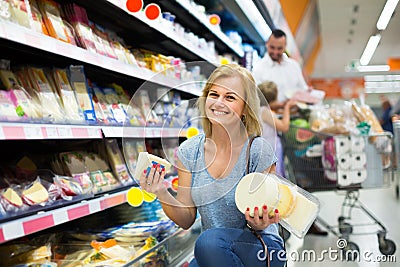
[133,152,172,182]
[235,172,321,238]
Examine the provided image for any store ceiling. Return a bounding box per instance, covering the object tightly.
[309,0,400,78]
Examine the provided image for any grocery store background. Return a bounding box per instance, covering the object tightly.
[0,0,399,266]
[203,0,400,109]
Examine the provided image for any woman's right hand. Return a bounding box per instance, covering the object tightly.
[139,163,167,196]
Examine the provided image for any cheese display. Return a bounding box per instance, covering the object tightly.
[21,180,49,205]
[1,187,23,207]
[235,172,320,238]
[133,152,172,182]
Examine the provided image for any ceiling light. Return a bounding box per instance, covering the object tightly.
[377,0,399,30]
[234,0,271,40]
[357,65,390,72]
[359,34,381,65]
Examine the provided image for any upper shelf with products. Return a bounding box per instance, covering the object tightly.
[155,0,244,58]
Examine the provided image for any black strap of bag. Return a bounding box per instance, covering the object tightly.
[245,135,270,267]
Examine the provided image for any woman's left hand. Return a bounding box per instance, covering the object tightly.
[245,205,280,231]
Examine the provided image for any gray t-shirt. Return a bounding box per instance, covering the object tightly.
[177,133,277,231]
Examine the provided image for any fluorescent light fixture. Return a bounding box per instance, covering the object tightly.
[377,0,399,30]
[357,64,390,72]
[234,0,271,40]
[359,34,381,65]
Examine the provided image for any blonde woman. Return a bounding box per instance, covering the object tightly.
[141,64,286,267]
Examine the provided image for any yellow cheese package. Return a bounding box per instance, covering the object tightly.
[235,172,321,238]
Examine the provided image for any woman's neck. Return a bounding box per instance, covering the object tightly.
[209,125,248,149]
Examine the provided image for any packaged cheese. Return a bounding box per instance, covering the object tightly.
[133,152,172,182]
[235,172,320,238]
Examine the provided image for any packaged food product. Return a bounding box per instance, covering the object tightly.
[235,172,321,238]
[133,152,172,182]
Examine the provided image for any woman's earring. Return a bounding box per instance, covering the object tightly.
[241,114,247,125]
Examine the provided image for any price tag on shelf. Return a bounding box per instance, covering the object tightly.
[52,209,69,225]
[2,221,24,240]
[57,126,73,138]
[23,126,43,139]
[89,200,101,213]
[45,126,59,138]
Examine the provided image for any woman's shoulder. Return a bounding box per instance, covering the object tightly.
[178,133,204,154]
[251,136,274,154]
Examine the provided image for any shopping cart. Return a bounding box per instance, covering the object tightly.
[392,119,400,199]
[281,125,396,258]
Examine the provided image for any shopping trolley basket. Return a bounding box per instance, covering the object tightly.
[281,125,396,257]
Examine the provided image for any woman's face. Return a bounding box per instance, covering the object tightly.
[205,76,246,128]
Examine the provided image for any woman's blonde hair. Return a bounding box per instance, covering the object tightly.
[196,63,262,137]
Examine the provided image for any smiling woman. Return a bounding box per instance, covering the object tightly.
[197,63,262,138]
[140,63,285,267]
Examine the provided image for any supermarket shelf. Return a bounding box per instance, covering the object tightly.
[0,122,189,140]
[0,21,201,91]
[124,218,201,266]
[0,189,128,244]
[102,126,186,138]
[157,0,244,58]
[0,122,102,140]
[69,0,218,72]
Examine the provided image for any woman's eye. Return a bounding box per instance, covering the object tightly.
[208,92,218,97]
[226,95,236,100]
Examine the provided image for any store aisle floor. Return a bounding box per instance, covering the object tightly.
[285,181,400,266]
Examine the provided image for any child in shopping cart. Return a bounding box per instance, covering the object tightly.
[258,80,297,177]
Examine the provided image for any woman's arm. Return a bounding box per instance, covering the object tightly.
[262,100,296,133]
[141,160,197,230]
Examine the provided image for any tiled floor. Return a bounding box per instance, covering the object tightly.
[285,180,400,266]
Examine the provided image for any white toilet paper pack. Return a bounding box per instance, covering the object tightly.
[335,136,351,155]
[337,153,351,170]
[337,170,352,186]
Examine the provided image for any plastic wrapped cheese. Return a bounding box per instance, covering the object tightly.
[133,152,172,182]
[235,172,320,238]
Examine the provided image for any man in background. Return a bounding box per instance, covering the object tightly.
[252,29,308,111]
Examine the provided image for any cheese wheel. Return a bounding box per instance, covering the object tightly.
[22,182,49,205]
[235,173,279,217]
[2,188,23,207]
[283,192,319,236]
[275,183,295,218]
[133,152,171,181]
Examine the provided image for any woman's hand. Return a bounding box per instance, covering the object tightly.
[245,205,280,231]
[139,163,167,195]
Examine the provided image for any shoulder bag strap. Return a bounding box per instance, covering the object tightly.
[245,135,258,175]
[245,135,271,267]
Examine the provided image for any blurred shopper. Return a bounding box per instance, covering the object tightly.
[258,80,297,177]
[252,29,308,111]
[380,95,393,133]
